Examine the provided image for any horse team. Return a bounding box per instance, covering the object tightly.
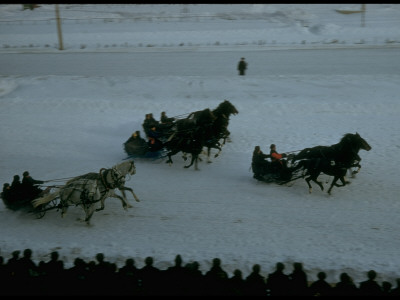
[124,100,239,170]
[123,99,371,196]
[4,99,372,224]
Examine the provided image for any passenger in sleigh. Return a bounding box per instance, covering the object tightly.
[2,182,25,209]
[269,144,288,172]
[158,111,176,136]
[126,130,146,145]
[2,183,13,202]
[21,171,45,201]
[252,146,271,180]
[142,113,159,137]
[11,175,24,199]
[147,126,164,152]
[160,111,175,125]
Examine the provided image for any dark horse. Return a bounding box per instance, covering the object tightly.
[204,100,239,163]
[291,133,371,194]
[292,132,371,167]
[163,100,238,169]
[293,158,349,194]
[164,108,216,169]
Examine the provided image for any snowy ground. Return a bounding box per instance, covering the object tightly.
[0,4,400,286]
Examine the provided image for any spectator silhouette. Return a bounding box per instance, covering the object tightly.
[358,269,383,296]
[0,256,11,294]
[0,255,5,277]
[17,248,38,294]
[93,253,110,275]
[106,262,120,295]
[6,250,21,278]
[204,257,229,295]
[34,260,48,295]
[244,263,267,296]
[118,258,140,295]
[44,251,64,276]
[162,254,188,295]
[289,262,309,295]
[333,272,359,296]
[139,256,162,295]
[309,271,333,296]
[65,257,89,295]
[88,253,115,295]
[19,248,38,278]
[381,281,393,295]
[266,262,291,296]
[227,269,246,296]
[43,251,65,294]
[390,278,400,296]
[184,261,204,295]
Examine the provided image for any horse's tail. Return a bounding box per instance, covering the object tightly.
[32,189,60,208]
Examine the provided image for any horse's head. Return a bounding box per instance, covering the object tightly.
[113,160,136,177]
[214,100,239,117]
[125,160,136,175]
[341,133,371,153]
[355,132,371,151]
[345,132,371,152]
[222,100,239,116]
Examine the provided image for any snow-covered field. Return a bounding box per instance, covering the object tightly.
[0,4,400,286]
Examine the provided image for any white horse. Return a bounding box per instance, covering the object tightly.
[32,160,139,224]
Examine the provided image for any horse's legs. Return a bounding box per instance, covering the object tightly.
[113,194,129,210]
[117,189,133,209]
[350,164,361,177]
[305,169,324,193]
[328,176,345,194]
[166,150,178,165]
[95,192,110,212]
[328,176,348,194]
[313,178,324,191]
[60,200,68,218]
[84,206,96,225]
[119,186,140,202]
[59,188,76,218]
[328,177,340,195]
[305,176,313,193]
[334,176,348,187]
[207,147,212,163]
[184,154,196,169]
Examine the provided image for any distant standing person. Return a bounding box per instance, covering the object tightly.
[237,57,247,75]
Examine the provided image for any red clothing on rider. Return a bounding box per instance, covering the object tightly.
[270,144,287,168]
[271,151,284,162]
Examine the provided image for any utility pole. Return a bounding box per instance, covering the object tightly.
[55,4,64,50]
[361,4,366,27]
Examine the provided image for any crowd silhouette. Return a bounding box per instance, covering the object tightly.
[0,249,399,296]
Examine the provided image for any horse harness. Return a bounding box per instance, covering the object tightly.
[99,167,125,191]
